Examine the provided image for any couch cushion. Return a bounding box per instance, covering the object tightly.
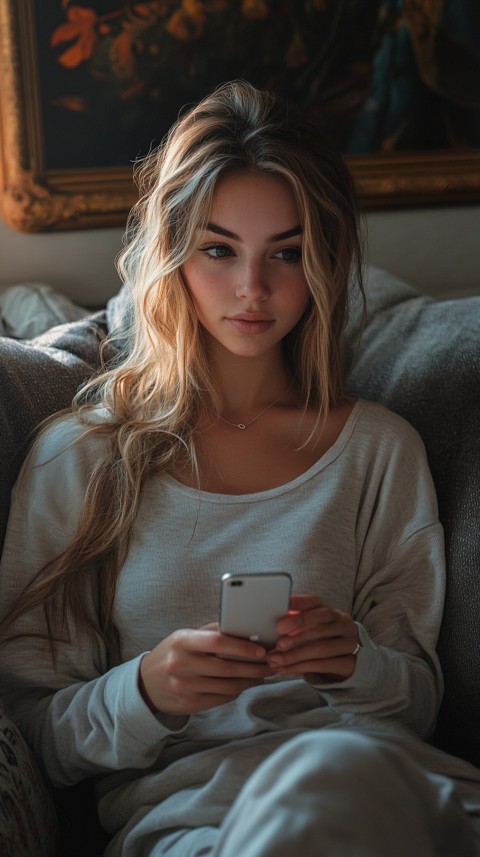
[0,313,112,551]
[345,267,480,766]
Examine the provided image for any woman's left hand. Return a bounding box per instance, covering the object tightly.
[267,594,361,683]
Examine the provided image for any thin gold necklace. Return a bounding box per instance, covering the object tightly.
[207,386,292,430]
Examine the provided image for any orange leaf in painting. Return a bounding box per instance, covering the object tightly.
[50,95,88,112]
[166,0,206,40]
[110,32,136,80]
[51,6,98,68]
[133,4,151,16]
[121,81,146,100]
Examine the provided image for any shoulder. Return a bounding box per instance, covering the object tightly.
[349,399,435,497]
[350,400,439,524]
[13,410,110,522]
[29,409,109,469]
[353,399,427,459]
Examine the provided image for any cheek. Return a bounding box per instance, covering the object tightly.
[289,281,311,318]
[284,286,312,334]
[182,264,209,305]
[181,261,198,292]
[181,267,223,327]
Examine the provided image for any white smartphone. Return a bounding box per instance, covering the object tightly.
[219,572,292,652]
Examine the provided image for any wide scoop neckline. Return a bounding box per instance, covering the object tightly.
[161,399,366,504]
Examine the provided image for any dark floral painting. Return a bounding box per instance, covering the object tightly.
[35,0,480,171]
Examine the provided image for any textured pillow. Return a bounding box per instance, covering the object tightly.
[0,312,115,552]
[0,700,58,856]
[345,267,480,767]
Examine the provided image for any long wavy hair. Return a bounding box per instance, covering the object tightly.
[2,80,365,664]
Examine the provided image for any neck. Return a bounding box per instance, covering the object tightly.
[206,347,293,416]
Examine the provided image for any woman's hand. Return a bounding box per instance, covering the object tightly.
[267,594,361,683]
[139,624,274,716]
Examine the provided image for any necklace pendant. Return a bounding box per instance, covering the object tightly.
[237,423,247,430]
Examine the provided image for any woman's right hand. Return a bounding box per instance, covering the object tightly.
[139,624,274,716]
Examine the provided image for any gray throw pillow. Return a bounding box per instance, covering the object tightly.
[0,313,111,550]
[346,267,480,767]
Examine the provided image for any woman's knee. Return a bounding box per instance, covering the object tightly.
[260,729,395,789]
[219,731,475,857]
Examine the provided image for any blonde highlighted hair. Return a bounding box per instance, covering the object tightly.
[2,80,365,663]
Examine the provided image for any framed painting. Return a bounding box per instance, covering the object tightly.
[1,0,480,232]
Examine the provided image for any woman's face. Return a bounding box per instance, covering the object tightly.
[181,171,310,361]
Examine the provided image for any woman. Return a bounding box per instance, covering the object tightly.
[0,80,479,857]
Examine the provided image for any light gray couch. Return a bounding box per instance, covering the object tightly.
[0,268,479,855]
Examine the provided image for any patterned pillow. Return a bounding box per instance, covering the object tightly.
[0,700,58,856]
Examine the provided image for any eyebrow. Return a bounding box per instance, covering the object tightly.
[205,222,303,243]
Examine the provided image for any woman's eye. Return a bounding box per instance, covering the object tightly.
[200,244,233,260]
[274,247,302,264]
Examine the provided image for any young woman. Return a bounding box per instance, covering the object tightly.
[0,80,479,857]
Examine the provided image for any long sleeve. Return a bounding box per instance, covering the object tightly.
[0,418,186,787]
[314,524,445,737]
[313,411,445,738]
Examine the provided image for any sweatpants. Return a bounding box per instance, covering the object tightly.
[150,730,476,857]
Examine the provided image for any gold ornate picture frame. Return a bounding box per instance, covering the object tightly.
[1,0,480,233]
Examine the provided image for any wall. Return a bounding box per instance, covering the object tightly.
[366,206,480,299]
[0,205,479,307]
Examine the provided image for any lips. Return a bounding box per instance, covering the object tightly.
[226,313,275,334]
[228,313,273,322]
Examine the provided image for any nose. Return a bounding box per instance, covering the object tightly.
[235,261,270,301]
